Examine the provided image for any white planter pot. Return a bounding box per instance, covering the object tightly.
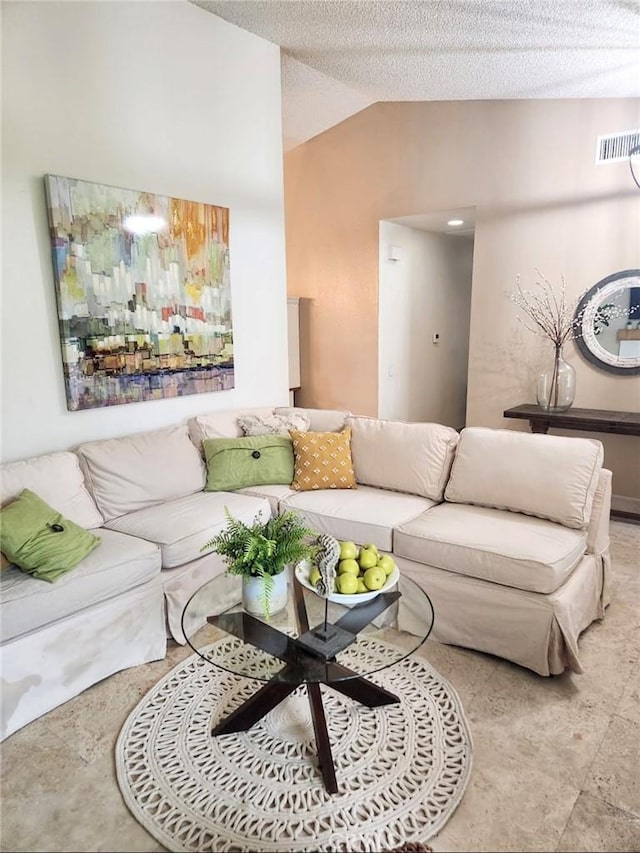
[242,569,288,619]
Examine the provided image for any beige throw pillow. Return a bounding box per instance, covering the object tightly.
[238,412,310,436]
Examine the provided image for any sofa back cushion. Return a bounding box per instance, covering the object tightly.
[346,416,459,501]
[444,427,603,529]
[76,425,206,521]
[1,451,103,528]
[188,406,275,453]
[275,407,350,433]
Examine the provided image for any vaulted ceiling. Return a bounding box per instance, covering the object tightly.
[194,0,640,149]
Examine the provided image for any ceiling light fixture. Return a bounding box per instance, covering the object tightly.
[447,219,464,227]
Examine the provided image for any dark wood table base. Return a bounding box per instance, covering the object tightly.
[207,584,402,794]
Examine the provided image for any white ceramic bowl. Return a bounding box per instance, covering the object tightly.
[294,560,400,606]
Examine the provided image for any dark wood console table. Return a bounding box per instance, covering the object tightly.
[503,404,640,437]
[503,404,640,522]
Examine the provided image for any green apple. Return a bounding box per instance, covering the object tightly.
[377,554,395,576]
[338,558,360,575]
[356,578,368,594]
[339,540,358,560]
[358,548,378,570]
[363,566,385,590]
[336,573,359,595]
[364,543,379,556]
[309,567,321,586]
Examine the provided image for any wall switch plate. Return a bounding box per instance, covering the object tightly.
[432,333,440,343]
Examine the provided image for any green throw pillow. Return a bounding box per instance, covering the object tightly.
[0,489,101,582]
[203,435,294,492]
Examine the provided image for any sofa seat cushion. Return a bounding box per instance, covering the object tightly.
[76,425,206,522]
[103,491,271,569]
[394,503,587,594]
[0,528,161,643]
[234,484,298,515]
[281,485,436,552]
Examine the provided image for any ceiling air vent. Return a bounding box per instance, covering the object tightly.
[595,129,640,164]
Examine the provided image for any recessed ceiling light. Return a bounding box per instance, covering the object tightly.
[447,219,464,227]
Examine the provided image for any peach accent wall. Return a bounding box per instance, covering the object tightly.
[284,99,640,502]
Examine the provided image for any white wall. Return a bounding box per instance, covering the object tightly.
[1,0,289,463]
[378,222,473,428]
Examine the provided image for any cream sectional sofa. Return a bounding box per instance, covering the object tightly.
[0,405,611,740]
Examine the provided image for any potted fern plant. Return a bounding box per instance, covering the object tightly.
[201,508,318,619]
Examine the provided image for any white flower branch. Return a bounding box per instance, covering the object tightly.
[510,269,633,350]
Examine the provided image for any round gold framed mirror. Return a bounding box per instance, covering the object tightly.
[574,270,640,376]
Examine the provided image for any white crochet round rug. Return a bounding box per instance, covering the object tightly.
[116,636,472,853]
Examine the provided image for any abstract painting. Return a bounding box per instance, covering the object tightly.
[44,174,234,411]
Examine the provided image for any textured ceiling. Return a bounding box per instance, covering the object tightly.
[194,0,640,149]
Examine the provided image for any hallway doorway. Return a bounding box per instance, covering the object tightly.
[378,208,475,429]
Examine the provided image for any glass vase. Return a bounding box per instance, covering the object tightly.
[536,345,576,412]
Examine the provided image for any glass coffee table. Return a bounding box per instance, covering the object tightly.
[181,568,434,793]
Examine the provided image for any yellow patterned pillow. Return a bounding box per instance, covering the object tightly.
[289,428,357,491]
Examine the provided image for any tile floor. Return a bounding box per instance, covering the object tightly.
[0,521,638,852]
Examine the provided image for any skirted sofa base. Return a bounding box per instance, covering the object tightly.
[1,577,166,738]
[396,551,610,676]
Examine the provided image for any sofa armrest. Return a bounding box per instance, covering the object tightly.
[586,468,612,555]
